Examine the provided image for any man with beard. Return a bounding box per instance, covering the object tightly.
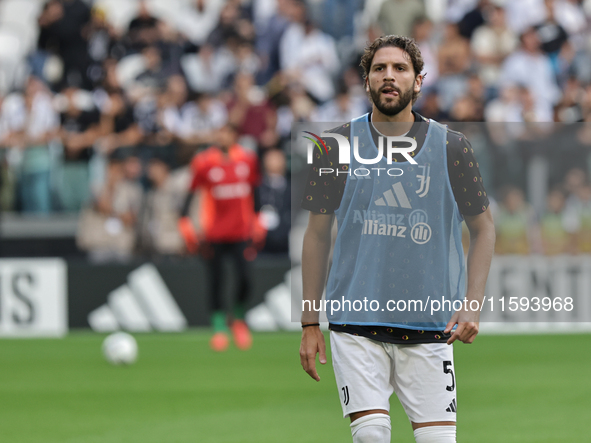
[299,36,495,443]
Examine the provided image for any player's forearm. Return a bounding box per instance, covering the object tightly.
[465,215,496,303]
[301,224,333,323]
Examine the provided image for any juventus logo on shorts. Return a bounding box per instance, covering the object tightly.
[342,386,350,405]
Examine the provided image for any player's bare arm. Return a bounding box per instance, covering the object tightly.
[445,207,496,344]
[300,212,334,381]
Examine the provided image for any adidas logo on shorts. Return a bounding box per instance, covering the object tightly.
[446,398,457,413]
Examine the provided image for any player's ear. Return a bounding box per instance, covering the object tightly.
[365,78,370,93]
[414,74,423,92]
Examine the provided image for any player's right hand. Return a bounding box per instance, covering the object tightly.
[299,325,327,382]
[178,216,200,254]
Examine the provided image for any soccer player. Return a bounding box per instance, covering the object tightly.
[299,36,496,443]
[179,123,265,352]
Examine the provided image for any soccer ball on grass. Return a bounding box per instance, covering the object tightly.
[102,332,138,365]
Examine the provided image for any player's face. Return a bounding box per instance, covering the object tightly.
[366,47,421,117]
[218,126,236,149]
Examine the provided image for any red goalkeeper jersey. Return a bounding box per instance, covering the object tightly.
[189,144,260,242]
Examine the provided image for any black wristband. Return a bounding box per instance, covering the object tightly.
[301,323,320,328]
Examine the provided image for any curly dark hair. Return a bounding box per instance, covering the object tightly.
[360,35,425,81]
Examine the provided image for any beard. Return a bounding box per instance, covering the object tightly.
[369,83,415,117]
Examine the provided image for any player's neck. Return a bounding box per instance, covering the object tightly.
[371,105,414,136]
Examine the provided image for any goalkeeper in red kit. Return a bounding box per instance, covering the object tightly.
[178,123,266,351]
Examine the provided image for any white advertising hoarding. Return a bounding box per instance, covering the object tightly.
[0,258,67,337]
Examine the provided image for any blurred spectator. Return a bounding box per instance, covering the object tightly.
[126,0,161,52]
[227,72,278,152]
[436,23,471,111]
[457,0,488,40]
[438,23,472,76]
[563,167,587,197]
[0,93,27,211]
[516,85,542,123]
[187,93,228,135]
[554,76,582,122]
[504,0,547,35]
[450,95,481,122]
[471,4,518,87]
[207,0,254,49]
[412,16,439,90]
[562,183,591,254]
[417,90,449,121]
[84,7,124,87]
[161,75,190,140]
[320,0,359,41]
[159,75,219,164]
[133,93,160,145]
[555,40,577,87]
[500,27,561,121]
[173,0,224,47]
[100,58,123,92]
[494,186,538,254]
[342,65,369,110]
[182,44,237,93]
[137,155,186,256]
[279,0,340,103]
[258,149,290,254]
[445,0,479,24]
[311,83,367,122]
[484,85,524,122]
[376,0,425,38]
[170,92,227,161]
[96,88,143,156]
[37,0,92,89]
[535,0,569,74]
[540,188,569,255]
[10,77,59,213]
[58,86,101,211]
[134,46,171,93]
[77,151,143,262]
[233,40,262,77]
[275,81,317,141]
[554,0,588,44]
[450,75,485,121]
[255,0,291,85]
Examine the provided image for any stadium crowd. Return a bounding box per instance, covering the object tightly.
[0,0,591,258]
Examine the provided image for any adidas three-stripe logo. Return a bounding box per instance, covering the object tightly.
[374,182,412,209]
[446,398,457,413]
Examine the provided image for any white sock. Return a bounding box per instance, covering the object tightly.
[350,413,391,443]
[413,425,456,443]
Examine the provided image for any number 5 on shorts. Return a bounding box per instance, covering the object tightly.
[443,361,455,392]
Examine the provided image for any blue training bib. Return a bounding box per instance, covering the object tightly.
[326,114,465,330]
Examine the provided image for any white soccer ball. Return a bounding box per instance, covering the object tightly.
[102,332,138,365]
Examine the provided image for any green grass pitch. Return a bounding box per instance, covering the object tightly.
[0,331,590,442]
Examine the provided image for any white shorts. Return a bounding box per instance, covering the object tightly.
[330,331,457,424]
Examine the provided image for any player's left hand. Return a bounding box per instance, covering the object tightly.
[444,308,480,345]
[299,325,327,382]
[178,216,200,254]
[244,214,268,261]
